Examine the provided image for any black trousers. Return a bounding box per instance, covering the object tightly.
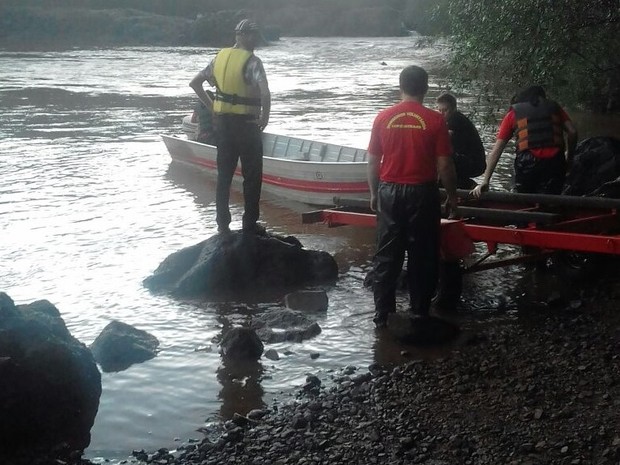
[514,150,566,194]
[372,181,441,317]
[453,151,485,189]
[214,114,263,229]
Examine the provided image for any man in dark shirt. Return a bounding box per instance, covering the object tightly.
[437,93,486,189]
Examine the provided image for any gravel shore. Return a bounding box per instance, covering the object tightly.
[7,269,618,465]
[130,276,620,465]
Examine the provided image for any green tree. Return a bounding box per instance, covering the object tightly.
[447,0,620,111]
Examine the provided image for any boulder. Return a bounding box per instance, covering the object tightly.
[220,327,264,361]
[143,232,338,299]
[0,292,101,459]
[90,320,160,372]
[563,136,620,197]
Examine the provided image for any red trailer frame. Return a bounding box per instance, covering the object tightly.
[302,189,620,273]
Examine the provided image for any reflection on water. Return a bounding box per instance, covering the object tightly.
[1,38,619,463]
[217,359,265,419]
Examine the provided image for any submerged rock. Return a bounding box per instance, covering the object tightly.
[284,290,329,312]
[0,292,101,460]
[90,320,160,372]
[253,308,322,343]
[143,232,338,299]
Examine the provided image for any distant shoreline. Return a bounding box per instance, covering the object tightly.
[0,6,411,51]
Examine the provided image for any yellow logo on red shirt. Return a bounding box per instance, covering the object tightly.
[387,112,426,130]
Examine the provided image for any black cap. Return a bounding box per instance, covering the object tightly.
[234,19,259,33]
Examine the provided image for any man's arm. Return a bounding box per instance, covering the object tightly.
[564,120,578,168]
[257,80,271,131]
[367,154,381,212]
[189,72,214,110]
[471,138,509,198]
[437,156,459,218]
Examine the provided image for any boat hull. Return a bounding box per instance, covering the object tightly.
[162,134,370,206]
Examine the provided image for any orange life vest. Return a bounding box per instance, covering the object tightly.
[513,100,564,152]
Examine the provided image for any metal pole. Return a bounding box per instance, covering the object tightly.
[338,191,620,211]
[446,189,620,210]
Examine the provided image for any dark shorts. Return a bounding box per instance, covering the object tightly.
[514,150,566,195]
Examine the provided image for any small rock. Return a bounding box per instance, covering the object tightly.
[264,349,280,361]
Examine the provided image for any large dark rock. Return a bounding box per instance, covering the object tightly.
[143,232,338,299]
[220,327,264,361]
[90,320,160,373]
[563,136,620,197]
[0,292,101,459]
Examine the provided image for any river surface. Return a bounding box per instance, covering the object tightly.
[1,36,619,462]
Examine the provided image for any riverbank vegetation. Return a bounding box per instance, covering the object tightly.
[1,0,617,111]
[447,0,620,112]
[0,0,429,48]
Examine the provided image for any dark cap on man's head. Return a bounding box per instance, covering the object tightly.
[235,19,259,33]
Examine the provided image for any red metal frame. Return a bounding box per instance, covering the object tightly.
[302,195,620,272]
[304,208,620,254]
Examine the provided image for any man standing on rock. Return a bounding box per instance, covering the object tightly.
[367,65,459,329]
[190,19,271,235]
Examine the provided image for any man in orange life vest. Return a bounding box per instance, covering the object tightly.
[367,65,459,329]
[472,85,578,198]
[189,19,271,234]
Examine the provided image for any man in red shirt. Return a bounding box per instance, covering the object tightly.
[367,65,459,329]
[472,85,578,197]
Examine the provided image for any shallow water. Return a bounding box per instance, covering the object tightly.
[1,37,618,462]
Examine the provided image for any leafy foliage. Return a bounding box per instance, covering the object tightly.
[447,0,620,111]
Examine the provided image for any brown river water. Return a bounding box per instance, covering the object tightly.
[1,36,619,462]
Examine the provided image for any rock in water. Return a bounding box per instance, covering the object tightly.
[143,232,338,299]
[220,327,264,361]
[0,292,101,459]
[284,290,329,312]
[90,320,160,372]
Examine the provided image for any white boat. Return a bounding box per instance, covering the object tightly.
[163,116,370,206]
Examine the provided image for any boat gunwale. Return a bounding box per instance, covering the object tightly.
[162,134,368,166]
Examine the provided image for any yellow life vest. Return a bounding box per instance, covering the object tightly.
[212,48,261,115]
